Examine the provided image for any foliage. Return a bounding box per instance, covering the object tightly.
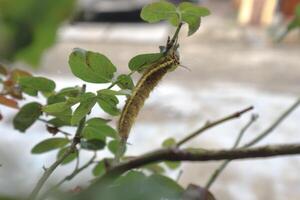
[287,4,300,32]
[0,1,299,200]
[0,1,218,199]
[0,0,76,66]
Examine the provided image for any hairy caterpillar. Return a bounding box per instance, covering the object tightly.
[118,52,180,141]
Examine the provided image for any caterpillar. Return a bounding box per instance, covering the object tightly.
[118,52,180,141]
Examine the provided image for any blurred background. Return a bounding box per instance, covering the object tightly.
[0,0,300,199]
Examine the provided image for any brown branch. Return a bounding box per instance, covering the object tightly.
[92,143,300,185]
[176,106,254,147]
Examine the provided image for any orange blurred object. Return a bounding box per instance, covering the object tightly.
[280,0,300,19]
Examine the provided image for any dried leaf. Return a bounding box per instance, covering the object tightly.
[46,125,59,135]
[0,64,8,76]
[0,95,19,109]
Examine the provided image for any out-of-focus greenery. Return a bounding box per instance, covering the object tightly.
[287,4,300,32]
[0,0,76,67]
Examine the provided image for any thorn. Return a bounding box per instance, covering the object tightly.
[179,64,191,71]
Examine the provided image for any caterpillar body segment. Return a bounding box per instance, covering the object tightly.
[118,53,180,140]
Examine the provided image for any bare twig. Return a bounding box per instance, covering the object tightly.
[244,99,300,147]
[28,85,87,200]
[40,153,97,200]
[176,106,254,147]
[205,98,300,189]
[56,153,96,187]
[205,114,258,189]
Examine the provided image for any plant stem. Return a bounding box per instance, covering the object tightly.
[205,114,258,189]
[113,137,127,165]
[165,22,183,54]
[176,106,254,147]
[40,153,96,200]
[244,99,300,147]
[89,143,300,189]
[28,85,87,200]
[205,98,300,189]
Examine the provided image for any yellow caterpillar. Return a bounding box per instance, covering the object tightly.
[118,52,180,141]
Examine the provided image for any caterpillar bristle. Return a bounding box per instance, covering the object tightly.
[118,53,180,140]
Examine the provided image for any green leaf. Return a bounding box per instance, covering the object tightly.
[116,74,134,90]
[83,118,117,140]
[164,161,181,170]
[0,0,76,66]
[31,138,70,154]
[57,147,78,165]
[98,89,130,96]
[71,93,97,125]
[108,140,120,155]
[47,94,66,105]
[13,102,42,132]
[18,76,56,94]
[80,139,105,151]
[145,174,183,198]
[82,127,105,141]
[93,160,106,176]
[143,164,165,174]
[97,94,120,116]
[179,2,210,36]
[296,4,300,17]
[129,53,163,72]
[162,137,176,148]
[141,1,179,26]
[86,117,111,125]
[69,48,116,83]
[102,171,184,200]
[51,108,73,125]
[57,86,81,97]
[43,102,70,114]
[48,117,71,128]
